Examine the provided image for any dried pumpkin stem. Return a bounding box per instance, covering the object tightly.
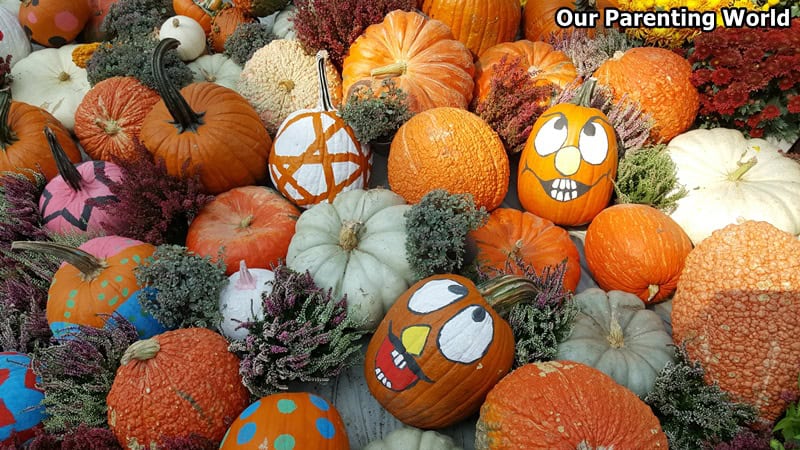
[95,118,122,136]
[235,260,257,290]
[478,274,545,316]
[46,126,83,191]
[151,38,206,133]
[571,77,598,108]
[11,241,108,280]
[120,338,161,365]
[239,214,254,229]
[647,284,660,302]
[728,156,757,181]
[0,89,19,150]
[607,312,625,348]
[370,61,408,77]
[339,220,364,251]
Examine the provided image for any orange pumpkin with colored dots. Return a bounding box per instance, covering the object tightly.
[18,0,91,47]
[517,78,618,227]
[220,392,349,449]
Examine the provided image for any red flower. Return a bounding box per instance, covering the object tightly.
[711,68,733,86]
[691,69,713,87]
[789,95,800,114]
[749,127,765,138]
[760,104,781,120]
[778,77,797,91]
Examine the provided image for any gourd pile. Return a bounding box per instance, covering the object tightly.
[0,0,798,448]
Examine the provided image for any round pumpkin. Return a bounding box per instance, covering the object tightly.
[172,0,223,34]
[420,0,521,58]
[18,0,90,47]
[517,78,618,226]
[186,185,300,276]
[159,15,207,61]
[218,260,274,341]
[188,53,243,90]
[107,327,251,446]
[208,5,254,53]
[388,107,509,210]
[671,220,800,424]
[363,427,461,450]
[0,352,45,446]
[0,7,31,67]
[268,3,295,39]
[584,203,693,304]
[522,0,619,42]
[341,9,475,114]
[79,0,118,42]
[220,392,349,449]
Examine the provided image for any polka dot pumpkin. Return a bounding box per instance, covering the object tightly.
[18,0,91,47]
[220,392,349,450]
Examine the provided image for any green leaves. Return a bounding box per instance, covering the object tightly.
[770,374,800,449]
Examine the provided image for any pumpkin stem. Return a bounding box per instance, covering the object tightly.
[607,312,625,348]
[576,441,612,450]
[10,241,108,280]
[278,79,295,92]
[120,338,161,365]
[151,38,206,133]
[94,118,123,136]
[370,61,408,77]
[0,89,18,150]
[315,50,336,112]
[571,78,598,108]
[646,284,660,302]
[46,126,84,192]
[58,72,71,82]
[235,260,258,290]
[478,275,545,316]
[728,155,757,181]
[339,220,364,251]
[199,67,216,82]
[239,214,254,229]
[573,0,598,11]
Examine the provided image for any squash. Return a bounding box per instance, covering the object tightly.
[523,0,619,41]
[10,43,90,130]
[187,53,242,90]
[18,0,90,47]
[208,5,254,53]
[363,427,462,450]
[556,288,674,397]
[0,352,45,446]
[666,128,800,245]
[285,188,415,331]
[0,6,31,67]
[218,260,274,341]
[158,15,207,61]
[268,3,295,39]
[232,0,288,17]
[79,0,118,42]
[172,0,223,35]
[420,0,521,57]
[0,0,20,14]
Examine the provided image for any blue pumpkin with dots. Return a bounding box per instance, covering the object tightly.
[220,392,349,449]
[0,352,46,446]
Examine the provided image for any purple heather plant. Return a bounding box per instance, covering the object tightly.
[155,435,218,450]
[25,425,123,450]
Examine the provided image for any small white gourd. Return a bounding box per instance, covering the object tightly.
[218,260,274,340]
[158,15,206,62]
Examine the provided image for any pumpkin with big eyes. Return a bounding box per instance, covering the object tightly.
[517,78,618,226]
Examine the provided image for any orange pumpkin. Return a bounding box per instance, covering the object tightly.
[517,78,618,226]
[80,0,118,42]
[584,203,693,304]
[522,0,619,42]
[341,10,475,114]
[208,5,255,53]
[476,360,669,449]
[420,0,521,58]
[471,208,582,292]
[18,0,91,47]
[173,0,223,34]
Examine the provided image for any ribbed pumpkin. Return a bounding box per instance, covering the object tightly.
[341,10,475,114]
[208,5,255,53]
[0,7,31,67]
[593,47,699,144]
[140,38,271,195]
[584,203,693,304]
[388,107,509,210]
[74,76,161,163]
[18,0,91,47]
[172,0,223,34]
[470,208,582,292]
[522,0,619,42]
[420,0,521,58]
[107,328,251,446]
[671,220,800,424]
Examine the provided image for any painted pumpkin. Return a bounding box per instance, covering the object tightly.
[364,274,515,429]
[420,0,521,58]
[220,392,349,449]
[270,51,371,208]
[0,352,45,446]
[18,0,91,47]
[218,261,274,341]
[517,78,618,226]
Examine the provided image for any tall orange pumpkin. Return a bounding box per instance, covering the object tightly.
[173,0,223,34]
[420,0,521,58]
[522,0,619,42]
[517,78,618,226]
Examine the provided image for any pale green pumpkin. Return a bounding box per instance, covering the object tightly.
[364,427,463,450]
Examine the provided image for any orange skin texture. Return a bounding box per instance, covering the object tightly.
[522,0,619,42]
[476,360,669,449]
[208,5,255,53]
[186,186,299,276]
[592,47,700,143]
[584,203,693,304]
[671,221,800,424]
[18,0,91,47]
[173,0,221,34]
[107,328,250,446]
[420,0,521,58]
[470,208,582,292]
[388,107,509,210]
[341,10,475,114]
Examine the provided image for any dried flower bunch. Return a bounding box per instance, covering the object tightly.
[338,79,412,143]
[550,28,640,79]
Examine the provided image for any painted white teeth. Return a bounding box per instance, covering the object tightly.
[374,368,381,375]
[393,353,404,367]
[398,361,407,369]
[391,350,399,358]
[550,189,558,198]
[555,191,564,201]
[570,180,577,190]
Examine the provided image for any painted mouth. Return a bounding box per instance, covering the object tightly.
[374,322,432,392]
[540,177,590,202]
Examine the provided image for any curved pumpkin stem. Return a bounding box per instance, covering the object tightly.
[151,38,205,133]
[45,126,83,192]
[572,77,598,108]
[728,155,758,181]
[477,274,547,316]
[315,50,335,112]
[235,260,257,290]
[0,89,18,151]
[120,337,161,365]
[11,241,108,280]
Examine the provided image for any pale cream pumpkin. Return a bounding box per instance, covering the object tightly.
[187,54,242,90]
[0,6,30,67]
[158,15,207,61]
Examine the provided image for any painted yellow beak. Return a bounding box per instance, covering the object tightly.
[554,146,581,176]
[401,325,431,357]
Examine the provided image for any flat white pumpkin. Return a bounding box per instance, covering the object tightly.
[187,53,242,90]
[666,128,800,245]
[0,6,30,67]
[218,260,274,340]
[364,427,463,450]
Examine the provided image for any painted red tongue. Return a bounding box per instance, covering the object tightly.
[376,335,418,391]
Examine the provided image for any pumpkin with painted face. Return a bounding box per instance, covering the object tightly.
[517,78,618,226]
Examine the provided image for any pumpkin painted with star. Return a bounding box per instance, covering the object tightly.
[517,78,618,226]
[0,352,45,447]
[220,392,349,449]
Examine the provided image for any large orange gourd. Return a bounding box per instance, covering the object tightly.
[523,0,619,42]
[420,0,521,58]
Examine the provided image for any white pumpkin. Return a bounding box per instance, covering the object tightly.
[270,4,296,39]
[364,427,463,450]
[10,44,89,130]
[0,6,30,67]
[0,0,19,15]
[187,53,242,90]
[218,260,274,340]
[666,128,800,245]
[158,15,206,61]
[286,188,415,331]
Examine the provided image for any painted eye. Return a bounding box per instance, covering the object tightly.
[408,279,469,314]
[437,305,494,364]
[534,115,568,156]
[578,119,610,165]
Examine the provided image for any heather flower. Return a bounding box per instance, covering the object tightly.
[713,429,772,450]
[549,28,640,79]
[26,425,122,450]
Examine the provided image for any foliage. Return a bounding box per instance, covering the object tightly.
[100,0,175,40]
[404,189,489,281]
[223,22,276,66]
[339,79,412,143]
[0,55,11,89]
[25,425,122,450]
[771,374,800,450]
[228,263,365,396]
[713,429,772,450]
[614,144,687,212]
[550,28,640,79]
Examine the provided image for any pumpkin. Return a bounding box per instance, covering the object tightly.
[671,220,800,424]
[388,107,509,210]
[517,78,618,226]
[18,0,90,47]
[187,53,242,90]
[267,3,295,39]
[237,38,343,135]
[79,0,117,42]
[420,0,521,58]
[9,43,90,130]
[269,50,372,208]
[232,0,288,17]
[39,126,124,234]
[140,38,271,195]
[476,360,668,449]
[341,10,475,114]
[556,288,674,397]
[365,274,538,429]
[286,188,415,331]
[185,185,300,275]
[0,352,45,446]
[74,76,161,163]
[172,0,223,34]
[522,0,619,42]
[159,15,207,61]
[218,260,274,340]
[363,427,461,450]
[0,89,80,181]
[666,128,800,245]
[0,0,19,14]
[470,207,582,292]
[11,237,167,339]
[593,46,699,144]
[107,328,250,446]
[208,5,254,53]
[584,203,693,304]
[0,7,31,67]
[220,392,349,449]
